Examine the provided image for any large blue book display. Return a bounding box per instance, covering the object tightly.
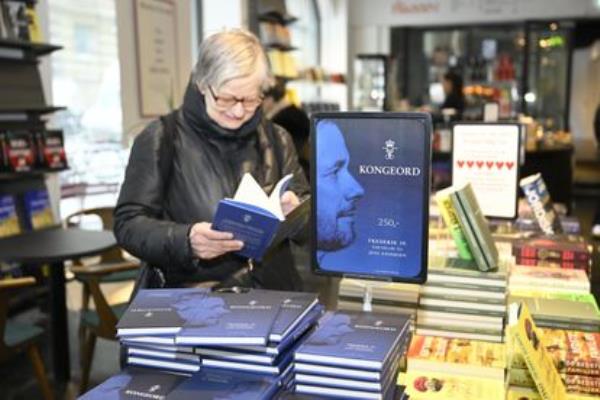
[310,112,431,283]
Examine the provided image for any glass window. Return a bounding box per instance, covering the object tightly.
[48,0,127,215]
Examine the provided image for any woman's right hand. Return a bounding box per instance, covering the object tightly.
[189,222,244,260]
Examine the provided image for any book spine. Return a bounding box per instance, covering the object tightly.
[435,192,473,260]
[520,173,563,235]
[449,190,494,272]
[514,246,590,263]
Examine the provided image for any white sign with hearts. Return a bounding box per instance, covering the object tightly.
[452,123,521,219]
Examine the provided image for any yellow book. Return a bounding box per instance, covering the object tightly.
[507,301,567,400]
[406,335,505,380]
[25,5,43,42]
[0,195,21,238]
[398,370,505,400]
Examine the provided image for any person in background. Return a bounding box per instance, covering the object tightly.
[262,78,311,177]
[440,70,466,119]
[114,29,309,291]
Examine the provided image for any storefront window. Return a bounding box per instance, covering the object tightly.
[48,0,127,214]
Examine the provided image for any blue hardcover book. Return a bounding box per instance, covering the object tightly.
[212,172,294,260]
[77,367,188,399]
[201,344,295,375]
[294,311,411,371]
[116,288,210,336]
[269,291,319,342]
[23,188,55,230]
[175,289,282,346]
[169,368,282,400]
[226,305,323,356]
[311,113,430,283]
[0,194,20,237]
[126,354,201,373]
[127,346,200,363]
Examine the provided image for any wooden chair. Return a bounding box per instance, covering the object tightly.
[0,277,54,400]
[65,207,139,393]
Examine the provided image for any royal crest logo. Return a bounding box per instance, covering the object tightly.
[249,300,257,306]
[382,139,398,160]
[144,311,153,318]
[149,384,161,393]
[243,214,252,223]
[375,320,383,327]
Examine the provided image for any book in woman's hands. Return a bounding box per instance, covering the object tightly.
[212,173,305,260]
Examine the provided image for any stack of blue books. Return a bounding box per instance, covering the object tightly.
[116,288,322,380]
[78,366,286,399]
[292,311,411,400]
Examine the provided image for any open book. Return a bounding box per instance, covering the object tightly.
[212,173,308,260]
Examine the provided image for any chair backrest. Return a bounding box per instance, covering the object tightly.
[0,277,37,360]
[65,207,124,264]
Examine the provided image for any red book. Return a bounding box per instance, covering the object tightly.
[512,235,591,263]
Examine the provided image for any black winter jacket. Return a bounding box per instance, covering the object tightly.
[114,82,310,290]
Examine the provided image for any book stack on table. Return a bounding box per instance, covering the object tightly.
[400,334,506,400]
[292,310,411,400]
[114,288,322,389]
[511,234,593,276]
[508,328,600,397]
[336,278,419,324]
[79,366,286,399]
[415,257,508,343]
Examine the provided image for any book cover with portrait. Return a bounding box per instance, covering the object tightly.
[294,311,411,371]
[311,113,431,283]
[175,289,287,346]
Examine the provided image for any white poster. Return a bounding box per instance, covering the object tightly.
[452,123,521,219]
[135,0,179,117]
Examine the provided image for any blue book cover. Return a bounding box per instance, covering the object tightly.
[311,113,430,283]
[23,188,55,230]
[295,311,411,370]
[169,368,281,400]
[212,173,293,260]
[116,288,210,336]
[175,289,283,346]
[225,305,322,356]
[269,292,319,342]
[0,194,21,237]
[77,367,188,400]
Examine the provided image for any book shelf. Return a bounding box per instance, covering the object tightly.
[0,0,65,309]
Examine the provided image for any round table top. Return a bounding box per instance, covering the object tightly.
[0,227,117,264]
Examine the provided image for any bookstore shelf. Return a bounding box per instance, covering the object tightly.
[0,38,62,58]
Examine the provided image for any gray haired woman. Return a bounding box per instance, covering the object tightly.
[114,29,309,291]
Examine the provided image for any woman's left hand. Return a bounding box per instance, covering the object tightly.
[280,190,300,216]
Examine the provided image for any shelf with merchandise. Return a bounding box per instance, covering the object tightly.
[0,38,61,58]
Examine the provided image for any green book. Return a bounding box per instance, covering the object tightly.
[449,183,499,272]
[435,189,473,260]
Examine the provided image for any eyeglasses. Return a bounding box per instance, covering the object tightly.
[207,86,264,110]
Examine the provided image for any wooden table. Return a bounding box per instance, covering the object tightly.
[0,227,117,384]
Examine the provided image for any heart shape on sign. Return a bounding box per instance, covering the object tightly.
[466,161,474,168]
[506,162,514,170]
[486,161,494,169]
[495,161,504,169]
[457,160,465,168]
[476,161,484,169]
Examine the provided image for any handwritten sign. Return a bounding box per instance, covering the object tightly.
[452,123,521,219]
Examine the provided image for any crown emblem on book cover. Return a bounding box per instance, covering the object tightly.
[382,139,398,160]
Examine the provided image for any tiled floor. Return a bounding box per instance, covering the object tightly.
[0,197,598,400]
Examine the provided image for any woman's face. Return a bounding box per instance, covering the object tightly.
[203,70,264,130]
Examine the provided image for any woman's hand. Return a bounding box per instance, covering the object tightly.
[189,222,243,260]
[280,190,300,216]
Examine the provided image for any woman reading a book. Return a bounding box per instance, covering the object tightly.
[114,29,309,291]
